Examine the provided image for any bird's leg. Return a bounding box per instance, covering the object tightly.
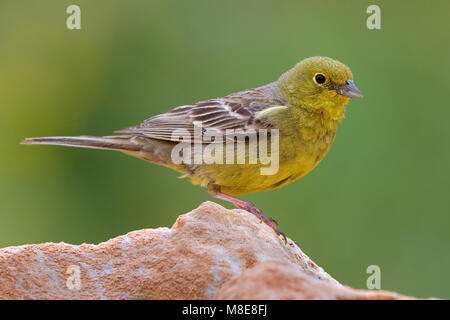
[209,189,287,243]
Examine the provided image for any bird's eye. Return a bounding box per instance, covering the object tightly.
[314,74,326,84]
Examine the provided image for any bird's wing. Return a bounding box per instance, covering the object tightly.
[116,84,286,143]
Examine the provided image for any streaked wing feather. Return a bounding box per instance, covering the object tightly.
[117,83,286,143]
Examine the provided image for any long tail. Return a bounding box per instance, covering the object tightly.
[21,134,181,170]
[21,135,143,152]
[21,134,184,172]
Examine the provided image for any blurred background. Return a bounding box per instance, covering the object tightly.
[0,0,449,298]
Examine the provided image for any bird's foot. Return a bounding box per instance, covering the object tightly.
[209,189,288,244]
[234,202,287,244]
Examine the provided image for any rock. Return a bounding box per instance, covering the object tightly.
[0,201,421,299]
[216,261,414,300]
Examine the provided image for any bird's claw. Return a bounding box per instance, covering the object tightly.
[240,203,287,244]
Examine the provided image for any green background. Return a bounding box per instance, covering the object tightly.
[1,0,449,298]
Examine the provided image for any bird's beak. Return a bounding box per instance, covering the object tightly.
[336,80,363,98]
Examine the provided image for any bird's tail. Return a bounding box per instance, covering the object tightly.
[21,134,181,170]
[21,135,143,152]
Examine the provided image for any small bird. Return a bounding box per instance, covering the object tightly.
[22,56,362,242]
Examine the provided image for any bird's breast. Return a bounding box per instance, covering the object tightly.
[269,113,339,187]
[183,112,339,195]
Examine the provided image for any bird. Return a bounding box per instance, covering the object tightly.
[22,56,363,243]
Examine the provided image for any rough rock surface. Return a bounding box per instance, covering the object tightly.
[216,261,413,300]
[0,201,417,299]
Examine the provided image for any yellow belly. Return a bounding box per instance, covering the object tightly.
[186,129,336,196]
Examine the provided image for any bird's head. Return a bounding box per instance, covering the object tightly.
[277,56,363,120]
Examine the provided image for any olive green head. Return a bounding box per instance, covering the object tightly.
[277,56,362,120]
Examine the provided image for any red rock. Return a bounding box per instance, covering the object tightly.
[0,202,423,299]
[216,260,414,300]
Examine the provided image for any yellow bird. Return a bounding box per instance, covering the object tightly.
[22,56,363,242]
